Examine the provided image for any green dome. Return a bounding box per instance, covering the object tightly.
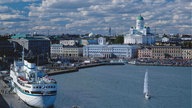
[137,15,144,20]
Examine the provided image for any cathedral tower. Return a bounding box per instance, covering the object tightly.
[136,15,144,30]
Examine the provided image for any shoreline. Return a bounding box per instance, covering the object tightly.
[47,62,125,76]
[46,61,191,76]
[135,63,192,67]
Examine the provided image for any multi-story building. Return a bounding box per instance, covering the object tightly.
[60,40,79,46]
[83,45,138,58]
[63,47,83,57]
[151,46,182,59]
[50,44,64,59]
[0,38,14,57]
[50,44,83,58]
[138,48,152,59]
[11,35,50,56]
[182,49,192,60]
[10,35,50,64]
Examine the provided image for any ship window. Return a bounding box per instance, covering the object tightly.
[31,91,43,94]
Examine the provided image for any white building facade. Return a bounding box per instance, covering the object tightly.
[124,15,155,45]
[60,40,79,46]
[50,44,64,58]
[83,45,138,58]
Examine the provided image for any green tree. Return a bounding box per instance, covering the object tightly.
[114,35,124,44]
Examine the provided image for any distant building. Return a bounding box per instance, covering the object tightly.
[83,45,138,58]
[10,35,50,64]
[0,38,14,57]
[11,36,50,55]
[80,39,98,46]
[151,46,182,59]
[50,44,83,58]
[124,15,155,45]
[98,37,106,45]
[50,44,64,59]
[60,40,79,46]
[162,37,169,42]
[63,47,83,57]
[182,49,192,60]
[181,35,192,41]
[138,48,152,59]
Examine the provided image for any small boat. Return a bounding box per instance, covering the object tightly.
[143,69,151,100]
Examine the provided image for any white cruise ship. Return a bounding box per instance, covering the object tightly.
[10,50,57,108]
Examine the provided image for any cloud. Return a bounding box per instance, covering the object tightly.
[0,6,11,13]
[0,0,191,34]
[0,14,26,21]
[0,0,38,4]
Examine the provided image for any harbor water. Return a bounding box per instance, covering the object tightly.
[51,65,191,108]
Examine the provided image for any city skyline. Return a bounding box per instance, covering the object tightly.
[0,0,191,35]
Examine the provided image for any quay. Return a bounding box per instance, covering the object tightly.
[47,67,79,76]
[0,79,30,108]
[78,62,124,69]
[46,62,125,75]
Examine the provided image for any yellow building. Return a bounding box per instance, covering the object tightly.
[138,48,152,59]
[182,49,192,59]
[151,46,182,59]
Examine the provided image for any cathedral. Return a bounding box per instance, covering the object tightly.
[124,15,155,45]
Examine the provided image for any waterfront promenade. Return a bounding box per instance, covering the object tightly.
[0,78,30,108]
[46,62,125,75]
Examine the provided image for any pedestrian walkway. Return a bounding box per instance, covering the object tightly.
[0,79,30,108]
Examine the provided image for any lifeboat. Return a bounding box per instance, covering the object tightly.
[18,76,28,84]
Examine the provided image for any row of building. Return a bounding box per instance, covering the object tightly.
[0,15,191,66]
[0,32,191,65]
[51,37,191,60]
[138,46,191,59]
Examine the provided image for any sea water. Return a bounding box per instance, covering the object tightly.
[52,65,191,108]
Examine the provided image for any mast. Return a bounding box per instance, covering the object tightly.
[143,70,148,94]
[22,46,25,63]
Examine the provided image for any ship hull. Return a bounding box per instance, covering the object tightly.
[15,87,56,108]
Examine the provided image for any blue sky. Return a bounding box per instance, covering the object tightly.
[0,0,191,35]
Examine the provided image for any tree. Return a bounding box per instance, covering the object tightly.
[114,35,124,44]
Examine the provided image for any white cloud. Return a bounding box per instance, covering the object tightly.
[0,0,37,4]
[0,14,23,20]
[0,0,191,34]
[0,6,10,13]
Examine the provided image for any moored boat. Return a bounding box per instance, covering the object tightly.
[10,49,57,108]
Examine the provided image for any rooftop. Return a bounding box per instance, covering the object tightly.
[137,15,144,20]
